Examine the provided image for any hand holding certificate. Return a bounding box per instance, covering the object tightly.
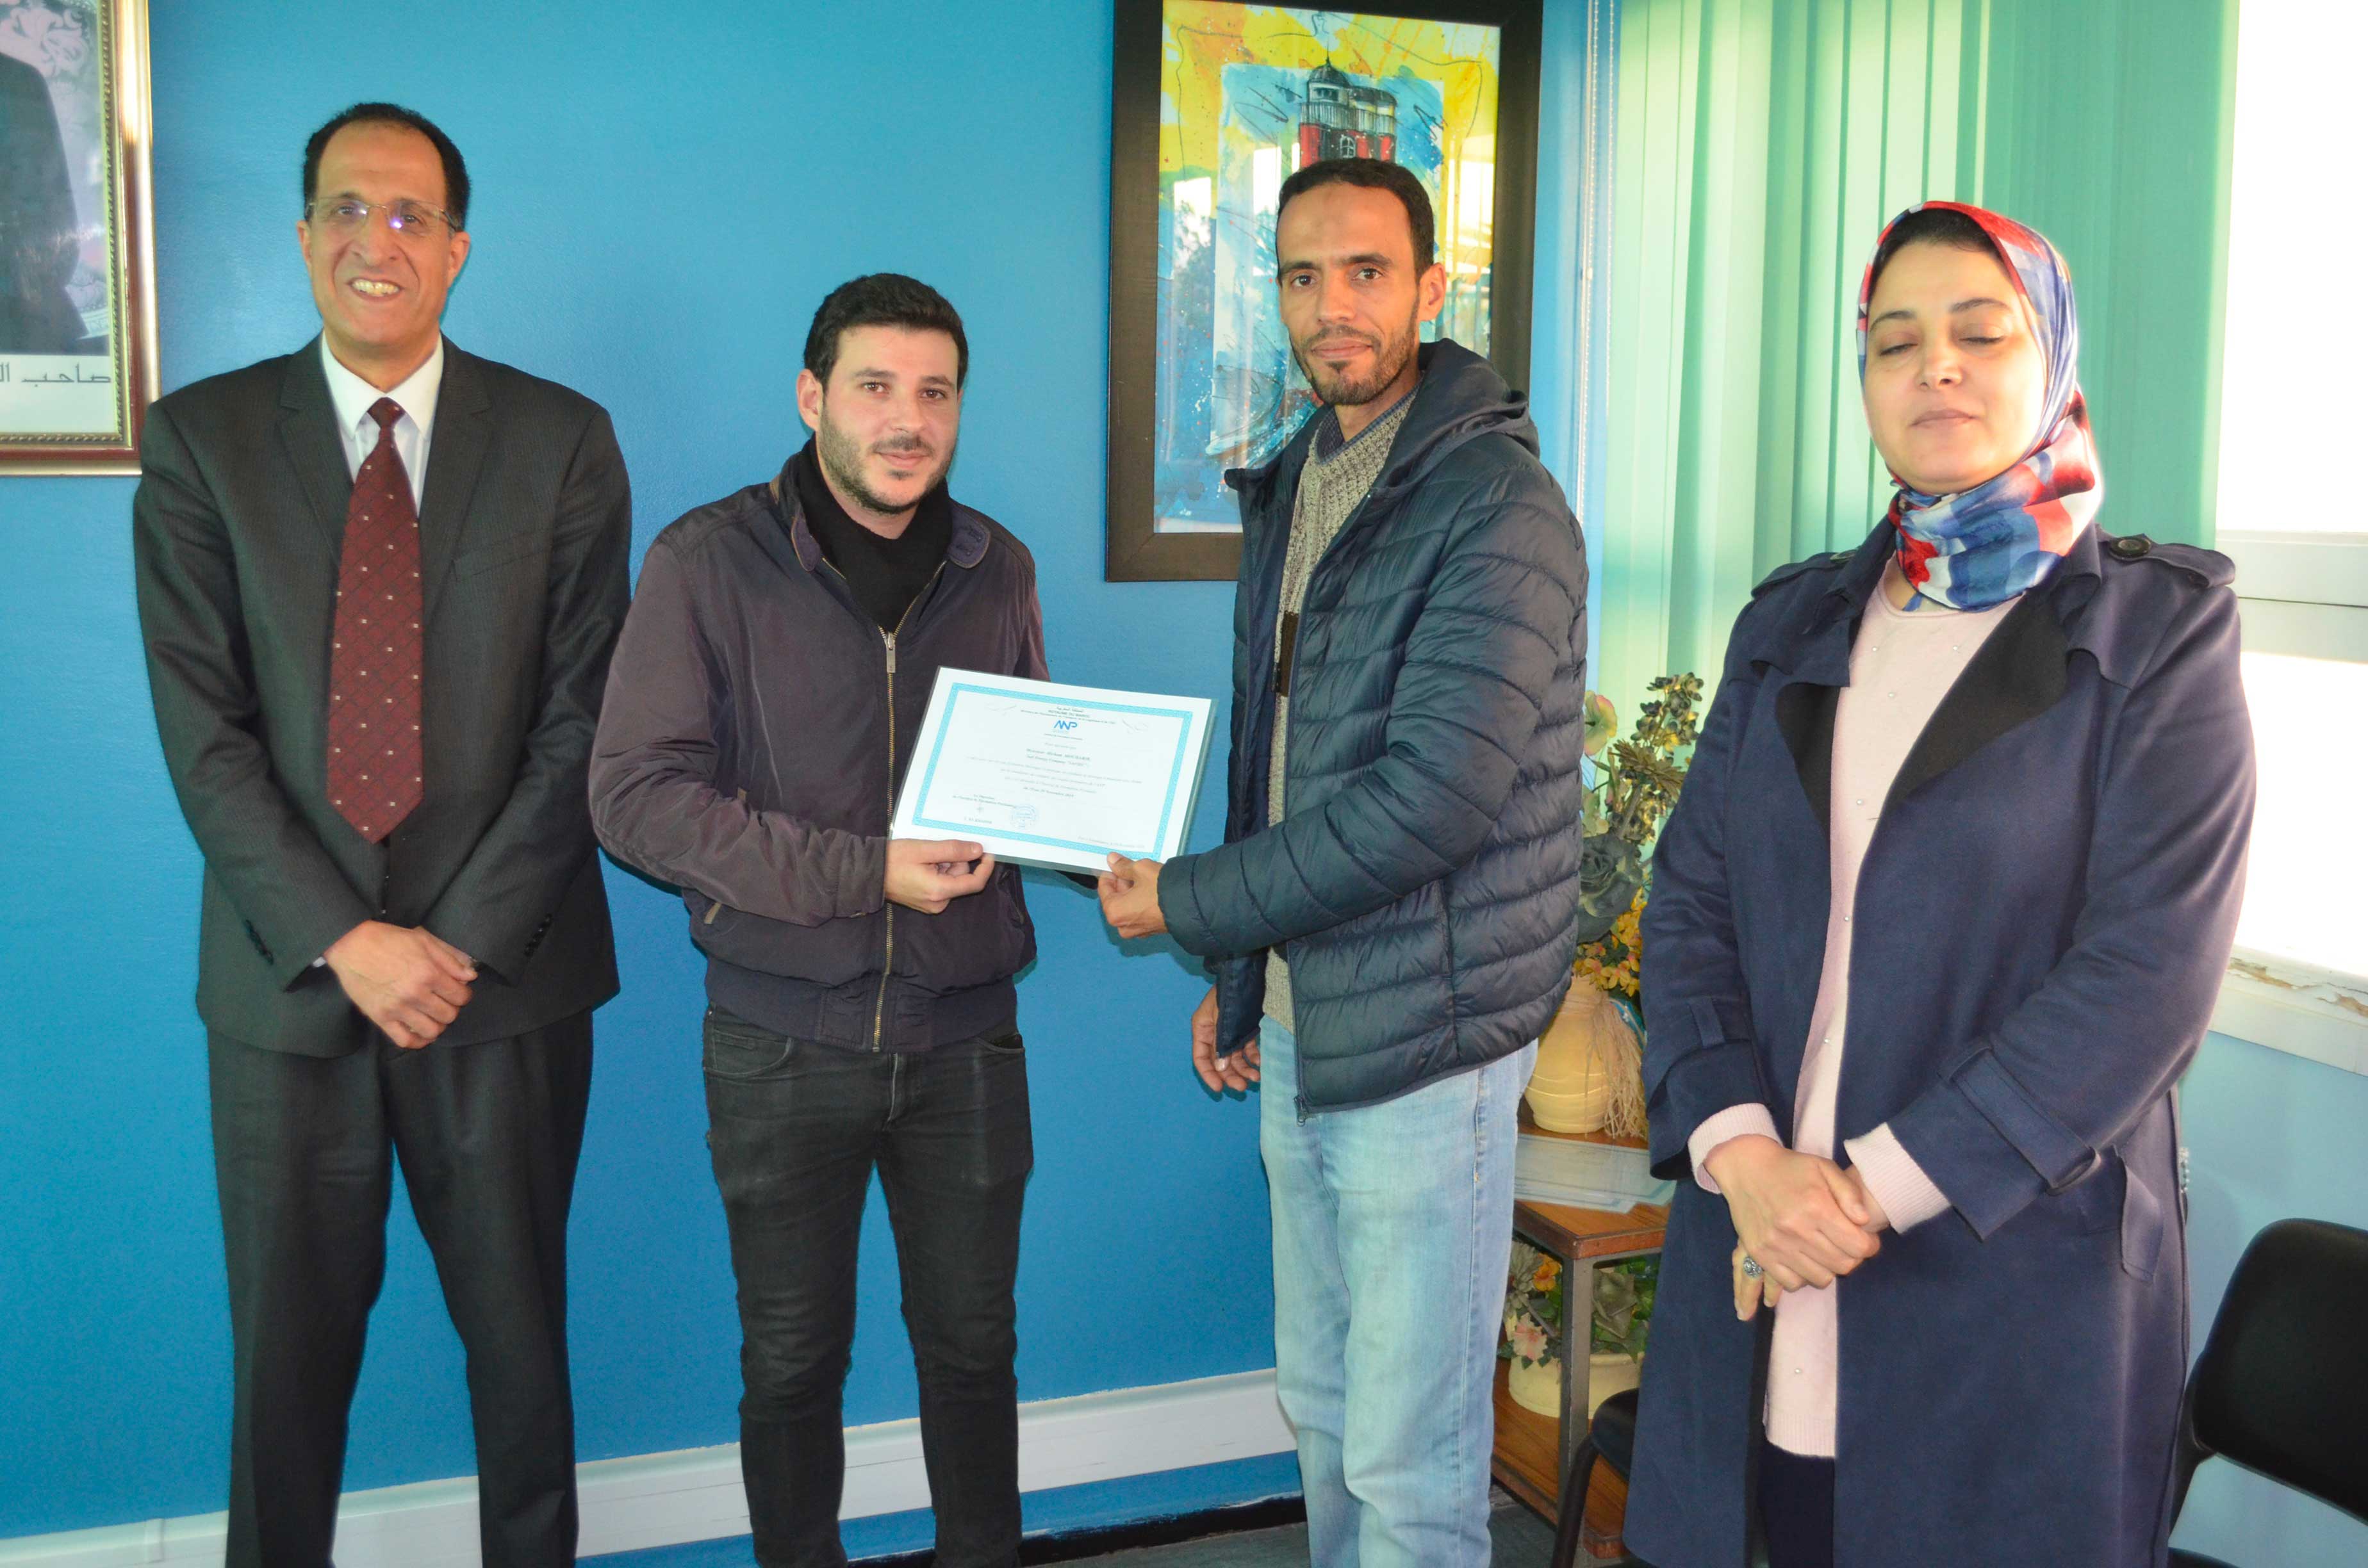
[891,670,1215,876]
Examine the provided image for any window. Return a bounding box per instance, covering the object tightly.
[2212,0,2368,1072]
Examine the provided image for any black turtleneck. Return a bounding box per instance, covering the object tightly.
[785,442,953,632]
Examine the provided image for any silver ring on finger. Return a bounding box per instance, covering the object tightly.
[1739,1254,1764,1279]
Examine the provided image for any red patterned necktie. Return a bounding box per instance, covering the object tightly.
[326,397,423,841]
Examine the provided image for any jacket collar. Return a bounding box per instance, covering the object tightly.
[1773,518,2089,832]
[415,343,492,626]
[277,338,353,557]
[764,470,990,575]
[1224,338,1539,523]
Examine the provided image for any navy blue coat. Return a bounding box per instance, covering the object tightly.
[1625,521,2253,1568]
[1158,341,1590,1111]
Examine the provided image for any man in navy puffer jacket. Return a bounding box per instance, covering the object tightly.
[1100,159,1588,1565]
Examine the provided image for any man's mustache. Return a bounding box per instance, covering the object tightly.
[1303,328,1381,352]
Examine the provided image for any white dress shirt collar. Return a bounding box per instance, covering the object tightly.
[319,336,445,503]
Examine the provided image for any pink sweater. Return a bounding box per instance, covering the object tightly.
[1688,569,2014,1457]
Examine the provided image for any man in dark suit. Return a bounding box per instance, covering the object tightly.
[132,102,630,1568]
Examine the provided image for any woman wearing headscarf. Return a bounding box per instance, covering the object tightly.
[1622,202,2255,1567]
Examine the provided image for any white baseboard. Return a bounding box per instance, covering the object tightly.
[0,1370,1295,1568]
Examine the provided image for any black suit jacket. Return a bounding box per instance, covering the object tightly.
[134,338,630,1054]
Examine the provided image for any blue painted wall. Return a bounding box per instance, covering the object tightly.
[0,0,1597,1542]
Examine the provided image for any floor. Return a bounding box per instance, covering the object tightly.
[1067,1489,1559,1565]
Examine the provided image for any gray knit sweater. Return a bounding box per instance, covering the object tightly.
[1263,389,1415,1031]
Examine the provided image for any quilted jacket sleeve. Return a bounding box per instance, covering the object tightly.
[1159,459,1584,959]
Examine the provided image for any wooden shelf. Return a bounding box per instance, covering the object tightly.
[1514,1196,1668,1261]
[1492,1196,1665,1560]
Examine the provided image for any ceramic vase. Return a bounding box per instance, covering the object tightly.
[1507,1353,1561,1416]
[1525,983,1642,1135]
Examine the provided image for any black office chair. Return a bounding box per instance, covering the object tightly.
[1550,1385,1657,1568]
[1551,1220,2368,1567]
[2167,1217,2368,1567]
[1549,1385,1759,1567]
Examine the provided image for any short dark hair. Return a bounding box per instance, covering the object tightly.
[303,103,470,230]
[1868,206,1993,294]
[1275,158,1437,273]
[803,273,970,389]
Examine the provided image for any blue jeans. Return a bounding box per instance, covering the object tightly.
[1260,1018,1536,1568]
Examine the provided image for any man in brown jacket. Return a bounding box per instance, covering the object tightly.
[591,274,1046,1568]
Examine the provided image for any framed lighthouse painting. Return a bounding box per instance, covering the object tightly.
[1105,0,1541,580]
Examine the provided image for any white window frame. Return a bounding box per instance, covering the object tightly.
[2213,533,2368,1075]
[2204,0,2368,1075]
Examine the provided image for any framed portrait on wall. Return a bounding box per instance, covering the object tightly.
[1105,0,1541,580]
[1,0,156,475]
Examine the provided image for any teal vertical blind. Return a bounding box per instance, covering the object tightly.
[1598,0,2235,713]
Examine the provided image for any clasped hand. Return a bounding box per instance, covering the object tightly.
[1704,1134,1890,1320]
[324,920,476,1048]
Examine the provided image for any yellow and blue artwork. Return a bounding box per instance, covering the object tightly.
[1152,1,1506,532]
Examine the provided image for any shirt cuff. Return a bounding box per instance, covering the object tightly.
[1844,1123,1953,1232]
[1688,1103,1782,1194]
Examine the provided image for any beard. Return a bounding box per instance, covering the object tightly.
[1290,308,1422,409]
[814,405,957,517]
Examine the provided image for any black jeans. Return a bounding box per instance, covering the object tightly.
[702,1006,1032,1568]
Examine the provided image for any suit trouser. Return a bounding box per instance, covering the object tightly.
[206,1013,593,1568]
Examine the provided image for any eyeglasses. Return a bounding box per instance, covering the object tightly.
[306,198,459,241]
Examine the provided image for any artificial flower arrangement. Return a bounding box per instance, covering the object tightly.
[1574,886,1644,999]
[1574,671,1703,948]
[1502,1241,1567,1371]
[1504,673,1702,1413]
[1501,1243,1663,1408]
[1525,673,1702,1142]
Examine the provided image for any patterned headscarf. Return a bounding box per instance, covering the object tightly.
[1856,201,2101,611]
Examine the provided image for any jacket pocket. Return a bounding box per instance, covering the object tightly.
[894,871,1033,992]
[691,893,882,986]
[2119,1157,2167,1282]
[2040,1153,2123,1236]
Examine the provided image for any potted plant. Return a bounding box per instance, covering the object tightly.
[1586,1254,1660,1411]
[1502,1243,1662,1417]
[1502,1240,1566,1414]
[1574,673,1700,943]
[1525,673,1701,1136]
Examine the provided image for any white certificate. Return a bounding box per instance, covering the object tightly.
[892,669,1216,874]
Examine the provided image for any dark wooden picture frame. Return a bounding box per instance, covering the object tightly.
[1106,0,1542,581]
